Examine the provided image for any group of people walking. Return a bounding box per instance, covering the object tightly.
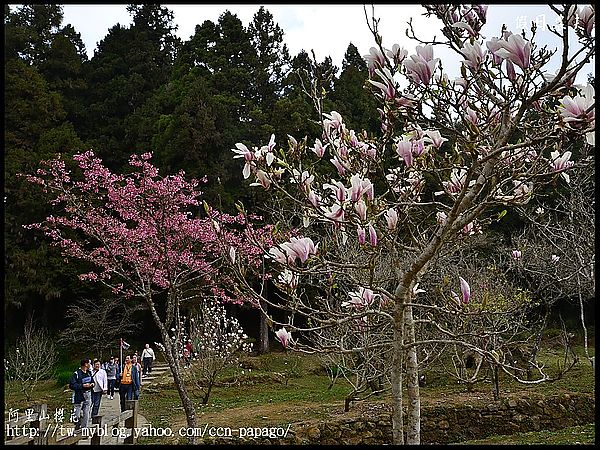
[69,344,155,430]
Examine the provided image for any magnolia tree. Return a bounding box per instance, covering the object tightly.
[417,246,560,398]
[224,4,595,444]
[512,160,595,365]
[180,298,253,405]
[22,151,272,442]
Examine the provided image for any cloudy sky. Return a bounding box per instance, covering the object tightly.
[10,4,595,80]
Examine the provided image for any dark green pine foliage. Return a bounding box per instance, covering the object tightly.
[3,4,63,66]
[331,43,380,134]
[247,7,291,142]
[4,58,88,325]
[208,11,259,157]
[135,11,267,212]
[38,24,88,130]
[82,4,181,171]
[172,19,219,79]
[4,5,99,335]
[272,50,323,141]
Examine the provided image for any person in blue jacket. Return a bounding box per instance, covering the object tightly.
[69,358,94,431]
[131,354,142,400]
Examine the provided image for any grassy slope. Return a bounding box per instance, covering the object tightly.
[5,345,594,444]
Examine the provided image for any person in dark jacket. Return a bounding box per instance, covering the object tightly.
[105,356,118,400]
[69,358,94,431]
[131,355,142,400]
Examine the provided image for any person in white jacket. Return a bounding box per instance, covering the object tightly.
[90,359,108,417]
[141,343,156,376]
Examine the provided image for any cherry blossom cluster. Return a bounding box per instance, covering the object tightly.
[23,151,272,305]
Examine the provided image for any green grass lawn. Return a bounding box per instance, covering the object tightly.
[4,379,74,422]
[6,344,595,445]
[138,352,354,425]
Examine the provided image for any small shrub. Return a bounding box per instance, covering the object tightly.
[55,370,73,387]
[5,318,57,401]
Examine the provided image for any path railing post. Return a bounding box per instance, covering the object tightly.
[31,404,48,445]
[124,400,138,444]
[91,415,103,445]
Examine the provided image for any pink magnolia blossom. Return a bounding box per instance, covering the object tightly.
[403,45,439,85]
[323,111,344,136]
[486,37,504,65]
[550,150,575,182]
[268,247,289,264]
[511,250,522,260]
[339,145,349,158]
[551,254,560,263]
[465,106,478,125]
[462,222,474,236]
[232,143,255,179]
[364,46,386,75]
[370,67,396,100]
[493,33,531,70]
[277,269,299,290]
[275,327,292,348]
[424,130,448,148]
[330,156,347,175]
[576,6,595,35]
[280,237,318,264]
[367,222,378,246]
[558,83,595,143]
[443,168,467,194]
[323,180,347,203]
[396,140,413,167]
[436,211,448,225]
[459,277,471,304]
[343,287,378,309]
[232,142,254,162]
[385,43,408,64]
[460,41,485,70]
[308,190,321,208]
[349,174,374,202]
[312,138,326,158]
[385,208,398,230]
[323,204,345,224]
[252,170,271,189]
[354,199,367,221]
[296,170,314,190]
[411,139,425,156]
[357,226,366,245]
[550,150,574,171]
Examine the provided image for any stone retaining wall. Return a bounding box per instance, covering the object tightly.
[200,393,595,445]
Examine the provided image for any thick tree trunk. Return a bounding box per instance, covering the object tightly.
[258,298,269,354]
[391,300,404,445]
[145,296,197,444]
[404,304,421,444]
[160,330,198,443]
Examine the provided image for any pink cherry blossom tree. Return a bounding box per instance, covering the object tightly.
[22,151,272,442]
[226,4,595,444]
